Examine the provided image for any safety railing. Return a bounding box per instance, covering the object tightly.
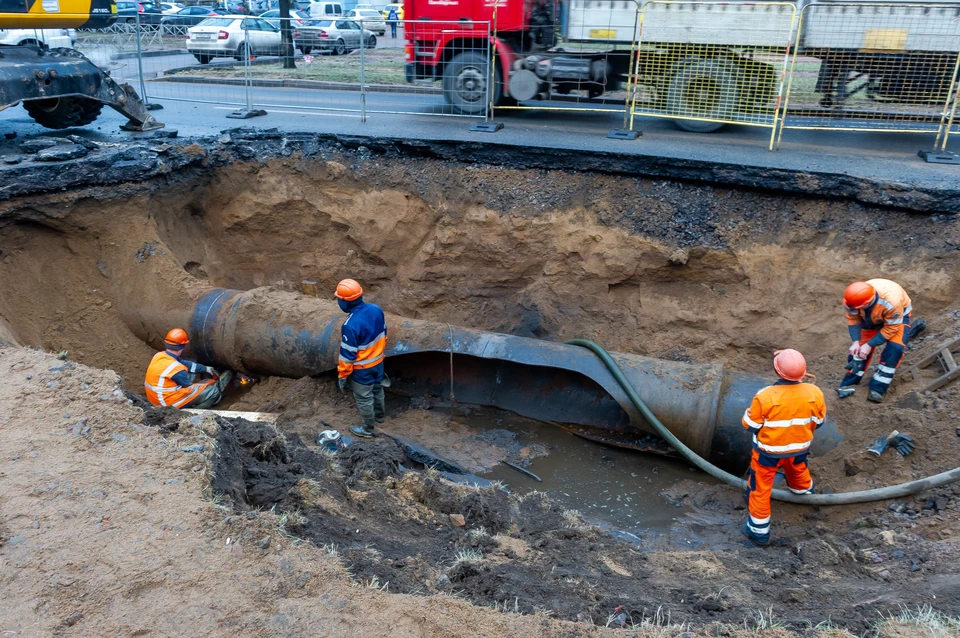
[628,1,797,149]
[490,0,641,133]
[776,3,960,151]
[140,16,490,120]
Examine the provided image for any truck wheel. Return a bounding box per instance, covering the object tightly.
[443,51,500,115]
[23,97,103,130]
[665,60,739,133]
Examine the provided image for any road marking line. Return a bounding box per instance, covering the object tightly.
[212,106,360,118]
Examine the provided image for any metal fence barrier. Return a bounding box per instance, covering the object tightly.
[491,0,641,133]
[777,3,960,151]
[629,1,797,149]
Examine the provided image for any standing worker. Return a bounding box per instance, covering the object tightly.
[335,279,388,438]
[741,349,825,546]
[838,279,925,403]
[144,329,234,409]
[387,5,398,38]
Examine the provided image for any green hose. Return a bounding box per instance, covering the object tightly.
[566,338,960,506]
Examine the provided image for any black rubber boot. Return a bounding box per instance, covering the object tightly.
[741,522,770,547]
[350,425,375,438]
[907,318,926,342]
[868,390,884,403]
[837,387,855,399]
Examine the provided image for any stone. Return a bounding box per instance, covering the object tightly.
[668,247,690,265]
[781,589,807,603]
[891,550,905,559]
[888,502,907,514]
[63,610,83,627]
[879,569,891,580]
[35,144,88,162]
[449,513,466,527]
[182,445,205,453]
[255,537,271,550]
[895,391,923,411]
[3,155,22,165]
[20,138,58,153]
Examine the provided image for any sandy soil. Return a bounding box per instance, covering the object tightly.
[1,152,959,634]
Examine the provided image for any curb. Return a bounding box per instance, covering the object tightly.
[112,48,189,60]
[155,72,443,95]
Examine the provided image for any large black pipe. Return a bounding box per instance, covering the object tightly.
[129,287,842,472]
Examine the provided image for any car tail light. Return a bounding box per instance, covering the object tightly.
[185,32,190,39]
[218,30,229,39]
[208,12,217,15]
[137,3,144,12]
[293,31,301,37]
[318,30,328,38]
[405,44,412,61]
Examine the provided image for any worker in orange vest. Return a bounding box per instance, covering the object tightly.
[144,328,233,409]
[335,278,389,438]
[741,349,825,546]
[838,279,925,403]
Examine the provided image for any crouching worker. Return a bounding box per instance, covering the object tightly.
[144,328,233,409]
[741,349,825,546]
[334,279,388,439]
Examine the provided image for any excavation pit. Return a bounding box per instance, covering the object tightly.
[1,142,960,633]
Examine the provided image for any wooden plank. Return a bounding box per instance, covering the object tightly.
[940,349,957,372]
[921,365,960,393]
[913,337,960,369]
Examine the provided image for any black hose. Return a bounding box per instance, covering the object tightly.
[566,338,960,505]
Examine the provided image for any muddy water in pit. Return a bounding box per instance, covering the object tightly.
[411,401,705,534]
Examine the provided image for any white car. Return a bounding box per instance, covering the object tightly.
[344,9,385,35]
[187,16,287,64]
[0,28,73,49]
[160,3,185,15]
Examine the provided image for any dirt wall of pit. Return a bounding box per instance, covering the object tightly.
[0,150,957,389]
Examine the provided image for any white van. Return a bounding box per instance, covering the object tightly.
[308,1,343,18]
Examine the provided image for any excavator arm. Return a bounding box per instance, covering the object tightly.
[0,0,163,131]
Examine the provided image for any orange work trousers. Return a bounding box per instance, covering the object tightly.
[745,449,813,542]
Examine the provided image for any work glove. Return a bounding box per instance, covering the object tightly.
[856,343,873,359]
[849,342,861,357]
[866,435,890,457]
[891,434,915,456]
[204,365,217,375]
[845,356,866,376]
[337,377,347,392]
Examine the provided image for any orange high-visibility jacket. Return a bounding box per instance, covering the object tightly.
[144,352,213,408]
[845,278,912,343]
[742,382,826,458]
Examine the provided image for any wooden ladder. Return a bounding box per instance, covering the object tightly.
[907,337,960,393]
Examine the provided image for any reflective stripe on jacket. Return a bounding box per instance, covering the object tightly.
[742,381,826,458]
[845,278,912,343]
[144,351,213,408]
[338,301,387,384]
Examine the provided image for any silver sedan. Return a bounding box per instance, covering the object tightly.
[297,18,376,55]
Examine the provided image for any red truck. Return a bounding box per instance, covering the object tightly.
[402,0,637,115]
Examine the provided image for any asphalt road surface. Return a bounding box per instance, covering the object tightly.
[0,68,957,192]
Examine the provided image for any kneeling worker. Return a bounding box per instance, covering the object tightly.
[742,349,825,546]
[144,328,233,409]
[335,279,388,439]
[838,279,924,403]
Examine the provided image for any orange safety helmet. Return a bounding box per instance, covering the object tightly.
[843,281,876,310]
[335,278,363,301]
[773,349,807,382]
[164,328,189,349]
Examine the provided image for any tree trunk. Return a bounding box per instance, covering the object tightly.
[279,0,297,69]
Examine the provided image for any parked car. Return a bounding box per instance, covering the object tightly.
[161,5,223,27]
[307,1,342,18]
[344,9,384,35]
[160,2,185,14]
[259,8,308,28]
[187,16,290,63]
[115,1,166,26]
[379,3,402,20]
[297,18,374,55]
[0,28,72,49]
[354,4,377,10]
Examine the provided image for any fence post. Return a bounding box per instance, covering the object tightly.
[607,1,641,140]
[359,19,367,123]
[226,17,266,119]
[135,12,162,110]
[470,16,502,131]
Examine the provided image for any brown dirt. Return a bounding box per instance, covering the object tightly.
[1,152,960,634]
